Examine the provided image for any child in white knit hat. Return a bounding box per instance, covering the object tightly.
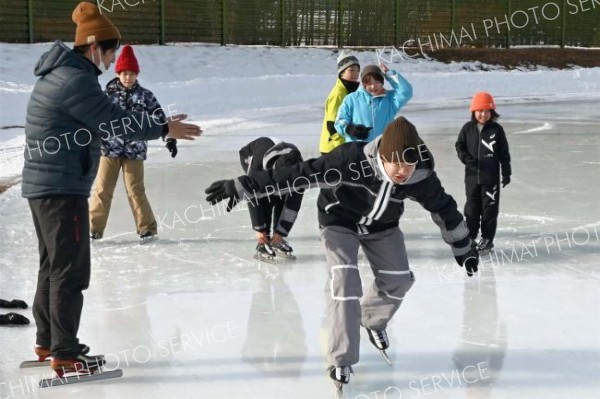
[318,51,360,154]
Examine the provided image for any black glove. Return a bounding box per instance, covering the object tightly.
[166,138,178,158]
[0,299,28,309]
[0,312,30,325]
[464,156,477,166]
[502,175,510,188]
[455,246,479,277]
[346,124,372,140]
[205,180,239,212]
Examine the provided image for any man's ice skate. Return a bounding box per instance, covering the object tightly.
[328,365,353,398]
[477,238,494,256]
[139,231,157,245]
[39,353,122,388]
[271,238,296,260]
[20,343,97,368]
[253,243,278,264]
[364,326,392,366]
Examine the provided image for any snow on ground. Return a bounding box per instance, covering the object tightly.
[0,43,599,399]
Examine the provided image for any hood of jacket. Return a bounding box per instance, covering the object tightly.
[363,136,435,185]
[34,40,100,77]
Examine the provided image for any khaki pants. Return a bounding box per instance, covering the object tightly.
[89,157,157,236]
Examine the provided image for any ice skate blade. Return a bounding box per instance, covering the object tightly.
[20,359,50,368]
[253,253,279,265]
[139,236,157,245]
[274,249,296,260]
[334,381,344,398]
[39,369,123,388]
[478,248,495,256]
[380,350,392,366]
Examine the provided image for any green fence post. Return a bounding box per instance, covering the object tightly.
[561,0,566,48]
[280,0,286,46]
[159,0,165,45]
[506,0,511,48]
[337,0,343,48]
[395,0,400,47]
[451,0,456,35]
[28,0,34,43]
[221,0,227,46]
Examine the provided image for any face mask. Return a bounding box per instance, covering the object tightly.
[92,47,109,74]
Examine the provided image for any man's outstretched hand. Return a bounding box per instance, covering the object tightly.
[166,114,202,140]
[205,180,239,212]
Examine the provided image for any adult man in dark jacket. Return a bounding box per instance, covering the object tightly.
[22,2,201,375]
[206,117,478,392]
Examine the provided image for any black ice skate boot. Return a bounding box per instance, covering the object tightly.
[254,243,277,264]
[328,365,353,398]
[364,326,392,366]
[477,238,494,255]
[139,231,157,245]
[90,231,102,241]
[271,238,296,259]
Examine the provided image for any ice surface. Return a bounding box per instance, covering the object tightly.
[0,44,599,399]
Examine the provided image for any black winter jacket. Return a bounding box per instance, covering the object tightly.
[232,138,472,258]
[239,137,304,237]
[455,120,511,185]
[22,41,165,199]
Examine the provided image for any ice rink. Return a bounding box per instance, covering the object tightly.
[1,42,600,399]
[1,97,599,398]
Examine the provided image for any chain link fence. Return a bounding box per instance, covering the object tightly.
[1,0,599,47]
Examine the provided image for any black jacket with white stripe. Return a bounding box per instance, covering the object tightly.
[238,137,304,237]
[233,137,471,257]
[455,120,511,185]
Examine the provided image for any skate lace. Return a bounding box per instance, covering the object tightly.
[370,329,388,348]
[336,365,352,381]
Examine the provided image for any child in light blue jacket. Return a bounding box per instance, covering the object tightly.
[335,63,413,143]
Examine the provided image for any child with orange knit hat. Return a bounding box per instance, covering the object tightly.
[455,92,512,255]
[90,44,176,244]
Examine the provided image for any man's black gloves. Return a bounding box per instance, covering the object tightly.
[0,313,30,325]
[454,245,479,277]
[0,299,28,309]
[205,180,239,212]
[346,124,372,140]
[464,156,477,167]
[166,138,178,158]
[502,176,511,188]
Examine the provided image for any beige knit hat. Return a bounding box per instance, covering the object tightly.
[379,117,422,164]
[72,2,121,46]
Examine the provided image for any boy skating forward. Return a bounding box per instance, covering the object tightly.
[206,117,479,395]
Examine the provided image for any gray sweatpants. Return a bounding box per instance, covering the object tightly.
[320,225,415,366]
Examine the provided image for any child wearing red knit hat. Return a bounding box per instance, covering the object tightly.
[455,92,512,255]
[89,44,177,244]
